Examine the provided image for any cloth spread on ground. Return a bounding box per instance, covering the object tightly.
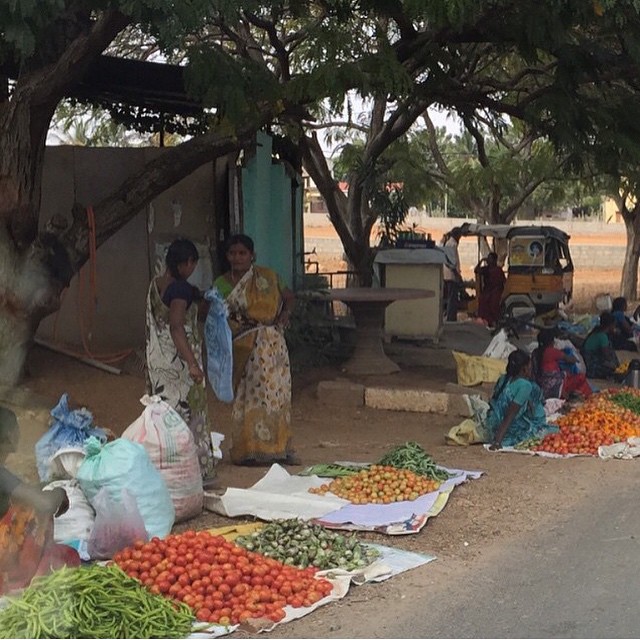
[206,464,350,520]
[206,464,482,535]
[315,467,482,532]
[188,543,435,638]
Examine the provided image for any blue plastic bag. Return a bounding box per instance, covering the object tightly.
[77,436,175,540]
[559,348,579,374]
[204,287,234,403]
[35,394,106,482]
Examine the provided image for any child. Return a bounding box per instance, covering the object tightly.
[0,406,79,594]
[533,328,592,400]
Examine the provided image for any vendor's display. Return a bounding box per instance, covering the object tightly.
[0,564,194,639]
[377,442,451,481]
[309,465,441,504]
[299,463,364,478]
[522,390,640,456]
[235,519,380,571]
[113,530,334,626]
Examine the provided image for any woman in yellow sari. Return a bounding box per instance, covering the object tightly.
[214,235,297,466]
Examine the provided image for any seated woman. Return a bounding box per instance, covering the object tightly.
[475,252,506,327]
[611,297,638,351]
[582,312,619,379]
[0,407,79,595]
[532,328,592,400]
[486,350,557,450]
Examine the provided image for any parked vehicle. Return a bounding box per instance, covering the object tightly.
[460,223,574,321]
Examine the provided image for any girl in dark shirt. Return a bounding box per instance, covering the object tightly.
[145,239,215,481]
[0,407,78,594]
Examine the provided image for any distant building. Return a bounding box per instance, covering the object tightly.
[302,165,347,215]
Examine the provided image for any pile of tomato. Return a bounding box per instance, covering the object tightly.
[113,530,333,626]
[534,391,640,456]
[308,464,440,504]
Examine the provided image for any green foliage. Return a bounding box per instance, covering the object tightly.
[285,277,344,372]
[0,0,67,59]
[373,187,409,247]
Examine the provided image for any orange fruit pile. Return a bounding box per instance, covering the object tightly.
[534,391,640,456]
[309,465,441,504]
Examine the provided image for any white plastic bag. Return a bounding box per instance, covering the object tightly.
[77,436,175,538]
[87,488,148,560]
[482,329,517,360]
[555,338,586,375]
[122,395,203,522]
[44,479,95,544]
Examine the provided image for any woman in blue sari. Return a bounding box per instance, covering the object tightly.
[487,350,556,449]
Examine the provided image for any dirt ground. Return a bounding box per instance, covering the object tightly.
[2,223,637,638]
[5,338,638,638]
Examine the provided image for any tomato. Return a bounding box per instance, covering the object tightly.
[290,596,304,608]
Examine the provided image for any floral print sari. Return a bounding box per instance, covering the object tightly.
[145,279,215,479]
[216,266,293,464]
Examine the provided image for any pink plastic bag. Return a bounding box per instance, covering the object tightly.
[122,395,203,522]
[87,487,148,560]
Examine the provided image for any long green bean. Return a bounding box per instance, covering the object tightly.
[377,442,451,481]
[0,564,194,639]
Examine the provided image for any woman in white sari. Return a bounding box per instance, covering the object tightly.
[145,239,216,480]
[214,235,297,466]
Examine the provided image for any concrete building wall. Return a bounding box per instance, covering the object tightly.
[241,131,303,288]
[37,146,217,353]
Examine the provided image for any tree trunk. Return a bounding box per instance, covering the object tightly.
[0,117,267,386]
[620,206,640,301]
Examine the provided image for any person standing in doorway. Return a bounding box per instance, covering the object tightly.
[443,227,463,321]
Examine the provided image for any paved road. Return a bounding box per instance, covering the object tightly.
[386,483,640,638]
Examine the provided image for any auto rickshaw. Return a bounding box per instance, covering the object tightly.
[460,223,574,322]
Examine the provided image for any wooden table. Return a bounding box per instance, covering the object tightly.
[320,287,434,375]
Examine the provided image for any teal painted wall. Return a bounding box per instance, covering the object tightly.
[242,131,303,288]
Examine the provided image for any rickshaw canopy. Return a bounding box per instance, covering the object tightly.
[460,223,570,243]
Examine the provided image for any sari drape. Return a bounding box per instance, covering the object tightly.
[218,266,293,464]
[145,279,215,479]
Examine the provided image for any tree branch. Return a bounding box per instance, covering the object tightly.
[59,115,272,274]
[30,10,130,106]
[422,112,452,180]
[242,11,291,80]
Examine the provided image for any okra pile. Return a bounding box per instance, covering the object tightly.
[235,519,379,571]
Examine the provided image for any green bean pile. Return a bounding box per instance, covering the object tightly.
[377,442,451,481]
[0,564,195,639]
[609,391,640,415]
[300,463,365,477]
